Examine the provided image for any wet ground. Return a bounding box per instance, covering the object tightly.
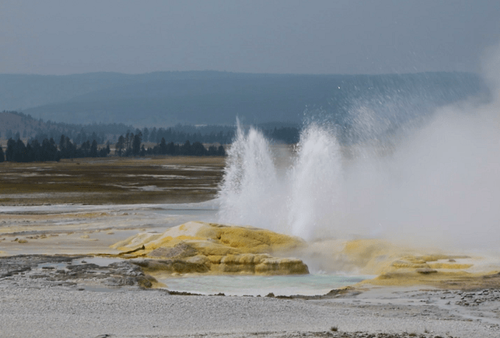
[0,156,225,205]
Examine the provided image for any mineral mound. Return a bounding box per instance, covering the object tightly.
[111,221,309,276]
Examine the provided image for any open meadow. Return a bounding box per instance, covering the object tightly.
[0,156,225,206]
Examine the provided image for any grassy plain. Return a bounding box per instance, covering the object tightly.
[0,156,226,205]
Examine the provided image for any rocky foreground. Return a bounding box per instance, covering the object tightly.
[1,282,499,337]
[0,254,157,290]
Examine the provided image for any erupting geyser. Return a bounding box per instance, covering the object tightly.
[217,122,282,232]
[287,125,342,240]
[217,122,343,241]
[218,87,500,253]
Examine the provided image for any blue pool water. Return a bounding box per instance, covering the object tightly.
[160,274,372,296]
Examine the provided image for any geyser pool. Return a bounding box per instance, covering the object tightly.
[159,274,371,297]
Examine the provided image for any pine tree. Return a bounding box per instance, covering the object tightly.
[115,135,125,156]
[132,132,142,156]
[6,139,15,161]
[159,137,167,154]
[90,140,98,157]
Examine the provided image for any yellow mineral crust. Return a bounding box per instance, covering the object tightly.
[111,221,308,276]
[340,239,407,274]
[337,239,498,289]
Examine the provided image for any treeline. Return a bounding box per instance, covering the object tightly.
[116,125,299,147]
[114,132,226,157]
[0,114,300,162]
[0,133,226,162]
[264,127,300,144]
[2,110,236,145]
[1,111,132,143]
[139,125,299,144]
[142,126,234,144]
[2,111,301,145]
[0,136,110,162]
[111,125,300,158]
[33,130,107,147]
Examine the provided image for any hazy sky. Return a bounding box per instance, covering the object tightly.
[1,0,499,75]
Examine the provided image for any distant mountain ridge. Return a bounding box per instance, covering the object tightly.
[0,71,488,126]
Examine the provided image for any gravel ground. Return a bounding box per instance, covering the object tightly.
[0,285,499,338]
